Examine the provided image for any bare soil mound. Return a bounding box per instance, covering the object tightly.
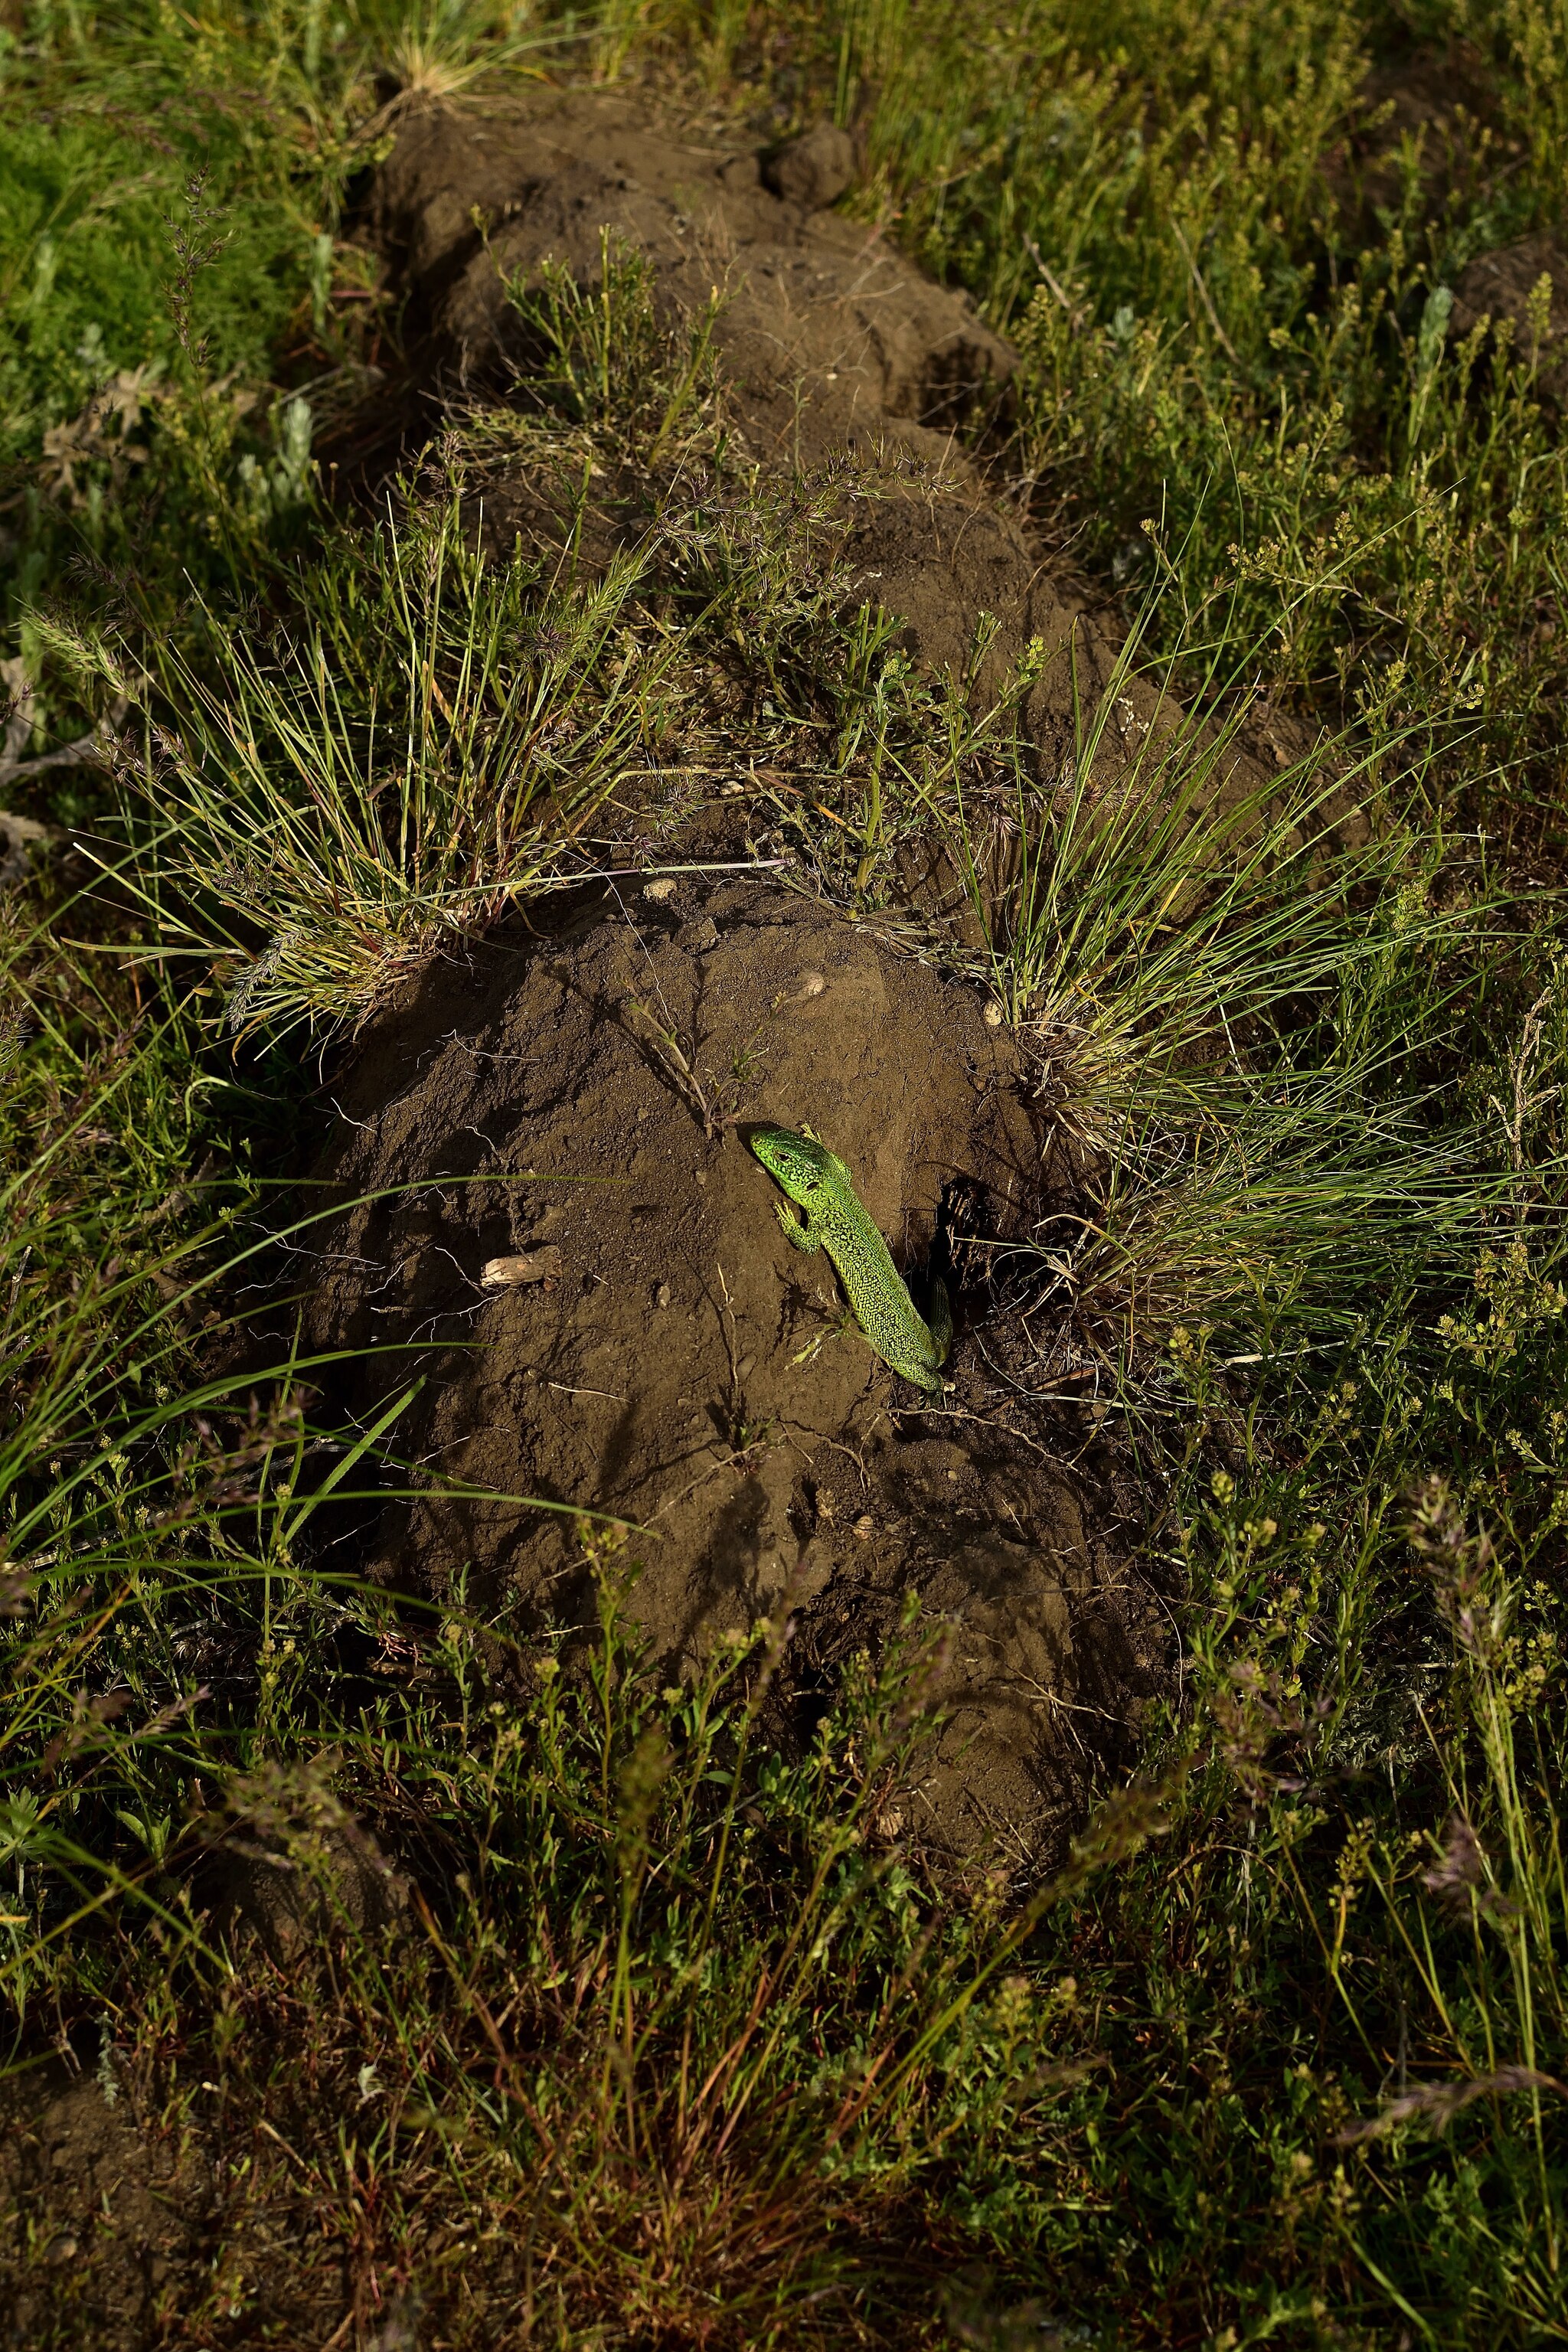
[307,876,1161,1857]
[361,86,1160,764]
[289,86,1197,1859]
[374,87,1015,466]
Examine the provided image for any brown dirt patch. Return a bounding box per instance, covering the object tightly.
[1452,230,1568,401]
[1327,41,1501,240]
[0,2061,340,2350]
[303,875,1162,1857]
[0,2069,172,2350]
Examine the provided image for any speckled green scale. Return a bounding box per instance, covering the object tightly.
[748,1125,952,1397]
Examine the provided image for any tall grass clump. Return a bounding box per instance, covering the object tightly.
[40,502,684,1037]
[936,652,1532,1361]
[31,476,844,1037]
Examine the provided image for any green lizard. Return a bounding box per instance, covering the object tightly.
[748,1125,952,1397]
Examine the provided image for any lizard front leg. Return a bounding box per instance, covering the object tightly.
[775,1200,821,1253]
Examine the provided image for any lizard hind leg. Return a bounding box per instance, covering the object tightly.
[927,1274,953,1367]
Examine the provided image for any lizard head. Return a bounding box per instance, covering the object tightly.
[747,1124,835,1206]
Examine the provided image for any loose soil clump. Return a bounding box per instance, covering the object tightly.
[0,2063,341,2350]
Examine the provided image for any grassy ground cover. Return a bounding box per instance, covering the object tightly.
[4,2,1568,2343]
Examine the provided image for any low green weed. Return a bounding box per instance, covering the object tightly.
[2,1334,1175,2342]
[1,6,349,622]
